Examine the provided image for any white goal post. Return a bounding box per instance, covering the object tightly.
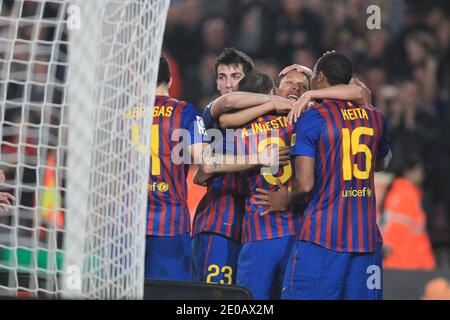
[0,0,170,299]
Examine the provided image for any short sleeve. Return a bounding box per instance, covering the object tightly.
[377,114,390,160]
[291,108,325,158]
[201,102,215,129]
[181,103,208,145]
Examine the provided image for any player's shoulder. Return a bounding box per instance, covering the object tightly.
[156,95,195,109]
[301,103,325,119]
[155,94,176,105]
[307,99,340,117]
[258,112,279,122]
[359,103,386,121]
[294,105,325,132]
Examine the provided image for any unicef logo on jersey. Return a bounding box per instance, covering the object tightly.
[342,187,372,198]
[148,182,169,192]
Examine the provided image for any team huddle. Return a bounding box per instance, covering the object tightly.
[144,48,391,300]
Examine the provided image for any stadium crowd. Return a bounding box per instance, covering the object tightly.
[1,0,68,249]
[162,0,450,266]
[0,0,449,272]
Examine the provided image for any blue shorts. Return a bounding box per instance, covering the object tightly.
[191,232,241,285]
[282,240,383,300]
[145,233,192,281]
[237,236,295,300]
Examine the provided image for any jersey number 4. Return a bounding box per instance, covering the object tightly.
[132,124,160,175]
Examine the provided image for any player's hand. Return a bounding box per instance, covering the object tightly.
[259,145,290,167]
[287,91,312,125]
[254,178,289,215]
[350,77,372,106]
[279,64,313,79]
[274,99,294,114]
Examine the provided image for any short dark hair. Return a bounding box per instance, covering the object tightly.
[214,47,254,78]
[157,55,171,86]
[315,52,353,85]
[238,70,273,94]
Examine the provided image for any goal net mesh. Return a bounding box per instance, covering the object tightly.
[0,0,169,299]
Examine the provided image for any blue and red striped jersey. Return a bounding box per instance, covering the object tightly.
[236,114,301,242]
[192,174,245,241]
[146,95,206,236]
[292,99,390,253]
[191,103,245,242]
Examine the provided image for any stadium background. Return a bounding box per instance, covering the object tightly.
[0,0,449,298]
[161,0,450,266]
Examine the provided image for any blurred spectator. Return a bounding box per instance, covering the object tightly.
[362,63,388,107]
[291,47,316,70]
[201,16,228,53]
[380,155,436,270]
[1,0,449,267]
[253,59,280,84]
[399,31,438,106]
[182,52,218,107]
[353,29,393,76]
[422,278,450,300]
[234,5,263,57]
[329,0,366,55]
[386,81,439,174]
[273,0,323,65]
[163,0,203,67]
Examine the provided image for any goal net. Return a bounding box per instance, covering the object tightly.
[0,0,170,299]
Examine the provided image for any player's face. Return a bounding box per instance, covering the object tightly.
[277,70,309,100]
[216,64,245,95]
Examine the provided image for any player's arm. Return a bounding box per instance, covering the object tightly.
[287,109,320,206]
[349,78,372,105]
[219,102,273,129]
[287,156,315,207]
[254,178,290,213]
[219,100,293,129]
[254,156,315,211]
[375,114,391,171]
[192,165,211,186]
[182,104,257,175]
[183,104,289,177]
[191,142,291,186]
[307,84,368,104]
[255,109,321,213]
[287,83,370,124]
[375,148,392,171]
[190,143,291,175]
[210,92,284,119]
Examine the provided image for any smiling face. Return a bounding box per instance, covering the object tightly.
[216,64,245,95]
[277,69,309,100]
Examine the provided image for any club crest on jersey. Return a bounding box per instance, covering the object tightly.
[291,133,297,147]
[148,182,169,192]
[196,116,207,135]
